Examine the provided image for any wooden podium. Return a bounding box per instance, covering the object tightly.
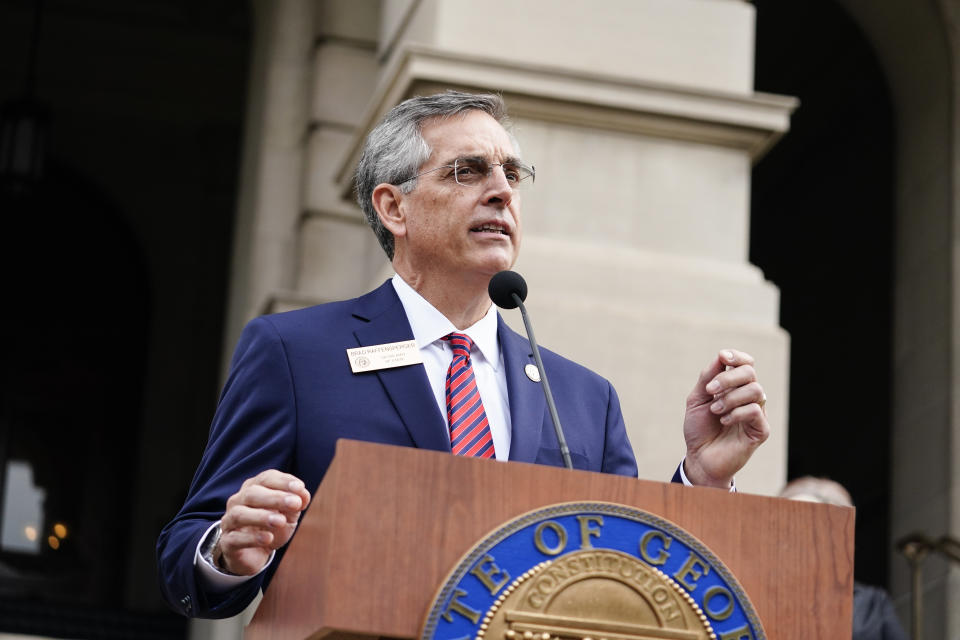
[246,440,854,640]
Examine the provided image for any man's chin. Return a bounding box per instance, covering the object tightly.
[479,254,517,277]
[452,247,519,284]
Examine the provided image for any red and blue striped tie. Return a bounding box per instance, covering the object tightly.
[442,333,495,458]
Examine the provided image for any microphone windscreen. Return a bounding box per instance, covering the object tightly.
[488,270,528,309]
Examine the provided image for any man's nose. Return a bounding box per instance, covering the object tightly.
[483,166,514,205]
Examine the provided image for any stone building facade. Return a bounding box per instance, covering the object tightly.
[0,1,956,638]
[206,1,958,637]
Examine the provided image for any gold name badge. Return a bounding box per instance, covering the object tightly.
[347,340,423,373]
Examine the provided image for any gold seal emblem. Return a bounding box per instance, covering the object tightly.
[477,549,714,640]
[420,503,763,640]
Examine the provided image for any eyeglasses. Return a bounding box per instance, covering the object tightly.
[398,157,536,190]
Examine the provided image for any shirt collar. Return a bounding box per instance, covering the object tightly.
[391,274,501,369]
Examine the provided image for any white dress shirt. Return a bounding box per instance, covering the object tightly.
[390,273,512,459]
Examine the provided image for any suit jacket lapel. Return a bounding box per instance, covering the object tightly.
[351,281,450,452]
[499,316,546,463]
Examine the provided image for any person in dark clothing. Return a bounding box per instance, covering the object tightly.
[852,582,909,640]
[780,476,908,640]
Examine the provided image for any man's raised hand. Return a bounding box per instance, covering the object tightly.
[216,470,311,575]
[682,349,770,488]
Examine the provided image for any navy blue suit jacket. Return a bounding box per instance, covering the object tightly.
[157,280,638,618]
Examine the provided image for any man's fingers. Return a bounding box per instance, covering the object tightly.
[691,359,726,404]
[244,470,308,494]
[718,403,770,443]
[220,470,311,562]
[220,526,276,551]
[219,512,297,550]
[228,471,311,516]
[691,350,758,400]
[222,504,291,532]
[265,473,311,508]
[227,484,305,512]
[241,470,310,507]
[217,531,275,576]
[704,364,757,395]
[708,382,764,414]
[292,483,311,510]
[720,349,755,367]
[696,357,725,387]
[218,523,296,575]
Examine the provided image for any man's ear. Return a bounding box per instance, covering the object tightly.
[372,183,407,238]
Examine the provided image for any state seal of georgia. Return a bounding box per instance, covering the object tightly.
[420,502,765,640]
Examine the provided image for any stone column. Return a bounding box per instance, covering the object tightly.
[198,3,313,637]
[292,0,385,311]
[319,0,795,491]
[220,0,313,371]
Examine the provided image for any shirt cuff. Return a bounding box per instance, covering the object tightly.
[678,457,736,492]
[193,520,275,592]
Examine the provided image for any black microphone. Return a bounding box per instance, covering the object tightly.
[489,271,573,469]
[488,270,527,309]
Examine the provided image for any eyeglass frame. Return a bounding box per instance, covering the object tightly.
[395,156,536,189]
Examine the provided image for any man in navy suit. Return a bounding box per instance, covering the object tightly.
[157,91,770,618]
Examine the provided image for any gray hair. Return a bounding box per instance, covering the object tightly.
[355,90,512,259]
[780,476,854,507]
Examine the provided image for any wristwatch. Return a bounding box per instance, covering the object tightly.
[200,523,233,574]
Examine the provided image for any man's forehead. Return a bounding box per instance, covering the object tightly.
[420,109,504,131]
[420,110,516,155]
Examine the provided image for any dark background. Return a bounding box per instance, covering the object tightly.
[0,0,249,637]
[751,0,894,588]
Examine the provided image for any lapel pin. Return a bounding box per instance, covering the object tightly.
[525,363,541,383]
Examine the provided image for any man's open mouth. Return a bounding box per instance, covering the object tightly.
[470,223,509,235]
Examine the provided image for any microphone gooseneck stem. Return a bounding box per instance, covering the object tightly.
[513,292,573,470]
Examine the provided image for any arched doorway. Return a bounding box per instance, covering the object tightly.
[0,163,154,631]
[0,0,251,637]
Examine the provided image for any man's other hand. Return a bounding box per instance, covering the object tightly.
[682,349,770,488]
[216,470,311,575]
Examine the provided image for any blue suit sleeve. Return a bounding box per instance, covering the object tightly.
[156,316,298,618]
[671,466,683,484]
[601,381,640,477]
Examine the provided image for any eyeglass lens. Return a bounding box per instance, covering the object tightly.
[453,158,534,188]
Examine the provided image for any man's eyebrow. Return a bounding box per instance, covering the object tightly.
[441,154,524,165]
[430,155,473,167]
